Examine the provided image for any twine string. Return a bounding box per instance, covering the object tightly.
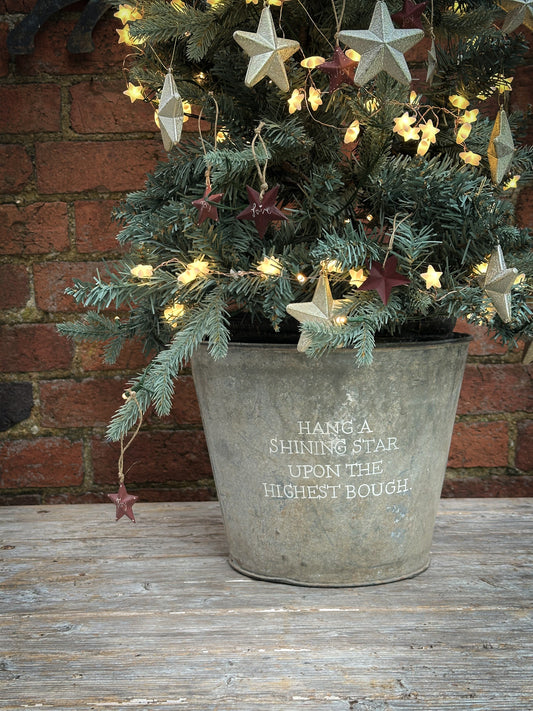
[118,390,143,486]
[251,121,269,199]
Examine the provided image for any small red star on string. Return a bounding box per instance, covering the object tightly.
[108,389,142,523]
[108,483,139,523]
[192,187,223,224]
[319,46,357,92]
[237,185,288,239]
[391,0,427,29]
[358,255,410,304]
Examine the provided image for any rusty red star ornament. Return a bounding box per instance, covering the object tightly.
[358,255,410,304]
[108,483,139,522]
[237,185,288,239]
[319,46,357,92]
[391,0,427,30]
[192,187,223,224]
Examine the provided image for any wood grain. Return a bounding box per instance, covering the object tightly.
[1,499,532,710]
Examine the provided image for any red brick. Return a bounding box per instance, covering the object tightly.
[0,493,42,505]
[515,420,533,472]
[0,324,73,372]
[0,202,69,255]
[442,475,533,497]
[130,487,215,503]
[457,364,533,415]
[0,23,9,77]
[0,144,32,193]
[40,377,127,428]
[35,140,164,194]
[0,437,83,488]
[0,263,30,308]
[77,338,151,372]
[13,15,128,76]
[74,199,122,253]
[0,0,36,12]
[70,79,157,134]
[92,430,212,485]
[516,185,533,230]
[404,35,431,65]
[448,420,509,468]
[33,260,120,313]
[148,375,203,426]
[0,84,61,134]
[454,319,509,356]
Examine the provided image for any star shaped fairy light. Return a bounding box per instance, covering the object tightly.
[338,0,424,86]
[500,0,533,33]
[237,185,288,238]
[286,273,345,352]
[192,188,223,224]
[421,265,442,289]
[108,483,138,522]
[478,245,518,322]
[318,46,357,92]
[488,109,515,184]
[158,70,184,151]
[123,82,144,103]
[233,6,300,92]
[358,255,410,304]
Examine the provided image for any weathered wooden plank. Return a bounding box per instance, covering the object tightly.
[0,499,532,710]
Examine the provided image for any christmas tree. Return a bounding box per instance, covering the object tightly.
[59,0,533,441]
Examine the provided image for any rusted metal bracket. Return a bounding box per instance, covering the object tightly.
[7,0,109,55]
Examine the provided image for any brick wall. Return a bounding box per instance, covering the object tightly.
[0,3,531,505]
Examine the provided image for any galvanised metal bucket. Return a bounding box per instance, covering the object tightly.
[191,336,470,586]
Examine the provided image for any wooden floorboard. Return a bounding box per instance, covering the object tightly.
[1,499,531,710]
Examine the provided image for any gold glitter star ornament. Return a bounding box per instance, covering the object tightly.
[488,109,515,184]
[286,273,345,352]
[158,70,184,151]
[338,0,424,86]
[233,6,300,92]
[478,245,518,322]
[499,0,533,33]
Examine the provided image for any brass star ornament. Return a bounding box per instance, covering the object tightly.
[488,109,515,184]
[338,0,424,86]
[499,0,533,33]
[158,70,184,151]
[286,273,345,352]
[478,245,518,322]
[233,6,300,92]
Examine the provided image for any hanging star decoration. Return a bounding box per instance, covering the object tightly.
[318,46,357,92]
[237,185,287,238]
[108,483,138,522]
[391,0,428,29]
[487,109,515,184]
[158,69,184,151]
[286,273,346,352]
[233,5,300,92]
[477,245,518,322]
[338,0,424,86]
[426,38,437,84]
[499,0,533,33]
[192,187,224,224]
[358,255,410,304]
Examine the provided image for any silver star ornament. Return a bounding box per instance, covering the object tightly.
[158,70,184,152]
[233,6,300,92]
[499,0,533,33]
[338,0,424,86]
[426,38,437,84]
[286,273,345,352]
[488,109,515,184]
[478,245,518,323]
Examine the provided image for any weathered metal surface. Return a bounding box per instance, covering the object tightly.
[192,338,470,586]
[0,499,532,709]
[7,0,109,55]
